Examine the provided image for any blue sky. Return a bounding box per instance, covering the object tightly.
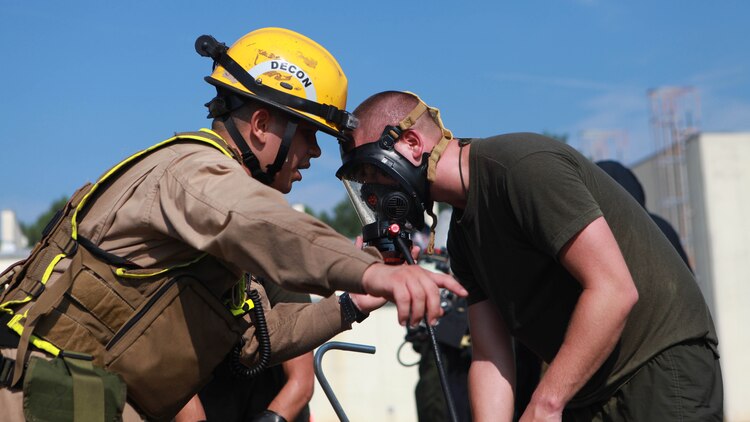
[2,0,749,223]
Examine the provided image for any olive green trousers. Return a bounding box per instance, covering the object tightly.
[563,339,723,422]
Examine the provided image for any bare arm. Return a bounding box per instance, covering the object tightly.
[520,216,639,421]
[174,395,207,422]
[266,352,315,421]
[468,299,516,422]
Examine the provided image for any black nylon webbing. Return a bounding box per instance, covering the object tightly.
[266,118,298,178]
[0,313,18,349]
[223,117,272,185]
[0,353,16,387]
[77,236,134,267]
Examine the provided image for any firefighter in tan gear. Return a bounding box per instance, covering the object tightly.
[0,28,466,421]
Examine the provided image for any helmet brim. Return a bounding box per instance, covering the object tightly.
[205,77,343,139]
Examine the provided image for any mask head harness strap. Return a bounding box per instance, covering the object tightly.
[351,92,454,254]
[195,35,356,184]
[398,93,453,254]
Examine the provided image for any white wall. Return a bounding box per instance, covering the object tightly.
[309,304,421,422]
[691,133,750,422]
[634,132,750,422]
[0,209,28,272]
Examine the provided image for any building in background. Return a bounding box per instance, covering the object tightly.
[632,132,750,422]
[578,85,748,420]
[1,209,29,271]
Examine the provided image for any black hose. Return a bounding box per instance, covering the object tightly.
[395,237,459,422]
[230,288,271,378]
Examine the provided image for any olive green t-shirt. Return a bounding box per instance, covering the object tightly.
[447,133,717,406]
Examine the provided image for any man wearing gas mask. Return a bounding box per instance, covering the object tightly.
[338,91,722,421]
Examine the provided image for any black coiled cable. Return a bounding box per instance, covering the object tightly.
[230,288,271,378]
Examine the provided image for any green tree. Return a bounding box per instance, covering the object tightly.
[315,197,361,238]
[20,196,69,245]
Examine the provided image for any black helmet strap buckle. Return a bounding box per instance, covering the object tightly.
[379,125,402,150]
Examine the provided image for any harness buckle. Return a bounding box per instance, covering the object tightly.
[62,237,78,256]
[0,354,15,388]
[27,282,45,298]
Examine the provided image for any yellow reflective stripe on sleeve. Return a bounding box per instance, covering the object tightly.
[71,130,234,240]
[114,253,208,278]
[8,313,61,356]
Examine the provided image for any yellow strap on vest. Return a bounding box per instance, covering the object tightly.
[71,129,235,240]
[115,253,209,278]
[3,129,234,319]
[4,129,239,384]
[1,252,67,355]
[7,313,61,356]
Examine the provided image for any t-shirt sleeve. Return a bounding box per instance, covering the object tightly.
[505,151,602,257]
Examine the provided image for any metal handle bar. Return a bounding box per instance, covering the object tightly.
[314,341,376,422]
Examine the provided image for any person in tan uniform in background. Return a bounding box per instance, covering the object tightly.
[0,29,465,422]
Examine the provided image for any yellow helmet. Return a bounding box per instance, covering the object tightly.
[197,27,357,137]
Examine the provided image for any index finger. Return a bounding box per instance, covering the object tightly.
[432,273,468,297]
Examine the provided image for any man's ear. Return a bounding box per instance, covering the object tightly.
[399,129,424,162]
[249,108,272,145]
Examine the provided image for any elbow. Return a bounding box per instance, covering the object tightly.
[622,283,639,314]
[303,383,315,404]
[300,376,315,403]
[291,373,315,403]
[628,283,639,307]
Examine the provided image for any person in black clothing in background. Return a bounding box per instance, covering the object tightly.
[595,160,691,270]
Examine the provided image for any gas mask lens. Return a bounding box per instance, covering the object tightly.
[341,179,377,226]
[339,164,420,264]
[340,164,413,227]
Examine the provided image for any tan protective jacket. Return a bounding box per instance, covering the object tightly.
[0,129,381,419]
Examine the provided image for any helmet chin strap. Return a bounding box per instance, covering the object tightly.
[222,114,298,185]
[395,92,454,254]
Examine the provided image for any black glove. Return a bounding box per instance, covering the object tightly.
[251,410,288,422]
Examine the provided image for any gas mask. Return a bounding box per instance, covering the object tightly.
[336,92,454,262]
[337,158,427,264]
